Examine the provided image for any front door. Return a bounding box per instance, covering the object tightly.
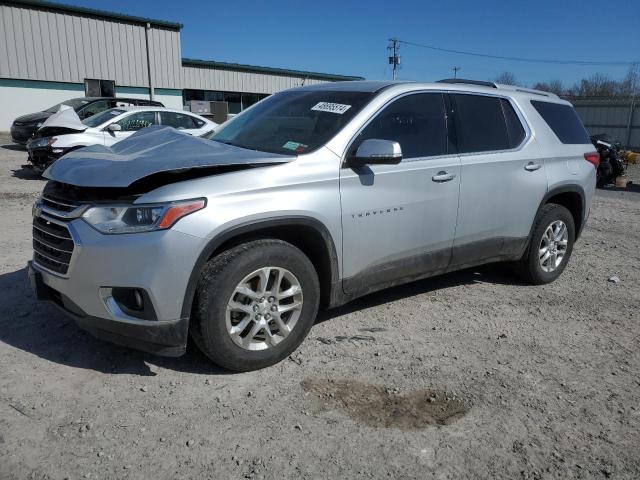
[105,111,158,146]
[339,92,461,294]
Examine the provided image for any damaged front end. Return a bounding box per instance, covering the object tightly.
[26,108,89,172]
[44,125,294,188]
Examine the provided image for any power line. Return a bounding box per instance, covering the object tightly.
[397,39,638,66]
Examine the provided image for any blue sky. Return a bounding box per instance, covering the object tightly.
[73,0,639,87]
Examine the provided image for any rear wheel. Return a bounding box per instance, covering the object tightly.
[515,203,575,285]
[190,239,320,371]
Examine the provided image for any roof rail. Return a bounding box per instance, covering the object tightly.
[437,78,497,88]
[493,83,559,98]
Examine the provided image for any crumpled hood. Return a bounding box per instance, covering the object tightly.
[39,106,87,131]
[44,125,294,188]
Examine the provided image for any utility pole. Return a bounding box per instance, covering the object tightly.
[388,38,400,80]
[452,66,461,79]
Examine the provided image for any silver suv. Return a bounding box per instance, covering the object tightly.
[28,80,597,371]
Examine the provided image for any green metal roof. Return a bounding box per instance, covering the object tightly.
[2,0,183,30]
[182,58,364,82]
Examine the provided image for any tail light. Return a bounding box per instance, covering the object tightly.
[584,152,600,169]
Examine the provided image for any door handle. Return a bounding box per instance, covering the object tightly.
[524,162,542,171]
[432,171,456,183]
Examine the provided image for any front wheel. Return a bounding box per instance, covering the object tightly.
[515,203,575,285]
[190,239,320,371]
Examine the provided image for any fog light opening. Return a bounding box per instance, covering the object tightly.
[110,287,157,321]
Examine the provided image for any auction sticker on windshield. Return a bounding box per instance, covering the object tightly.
[282,141,308,153]
[311,102,352,114]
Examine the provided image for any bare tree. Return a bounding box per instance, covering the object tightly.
[494,71,518,85]
[618,64,639,96]
[531,80,565,96]
[567,73,618,97]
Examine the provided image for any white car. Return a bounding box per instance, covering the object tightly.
[27,106,216,172]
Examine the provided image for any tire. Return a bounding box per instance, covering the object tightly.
[190,239,320,372]
[515,203,575,285]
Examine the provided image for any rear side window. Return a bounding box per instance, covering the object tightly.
[452,94,510,153]
[530,101,591,144]
[353,92,448,159]
[160,112,197,130]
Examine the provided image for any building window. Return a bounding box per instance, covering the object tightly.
[242,93,260,110]
[183,89,270,114]
[85,79,115,97]
[224,92,242,114]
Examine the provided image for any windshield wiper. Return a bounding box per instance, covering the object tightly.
[214,140,262,152]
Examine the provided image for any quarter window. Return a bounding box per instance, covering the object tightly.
[530,100,591,144]
[116,111,157,131]
[353,93,448,159]
[452,94,512,153]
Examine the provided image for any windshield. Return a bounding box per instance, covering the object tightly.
[44,98,91,113]
[210,90,374,154]
[82,108,126,127]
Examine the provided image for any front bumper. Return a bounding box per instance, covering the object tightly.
[28,218,207,356]
[29,262,187,356]
[10,123,37,145]
[27,144,67,170]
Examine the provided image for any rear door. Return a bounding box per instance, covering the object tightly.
[449,93,547,265]
[339,92,461,293]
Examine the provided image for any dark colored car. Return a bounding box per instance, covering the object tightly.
[10,97,164,145]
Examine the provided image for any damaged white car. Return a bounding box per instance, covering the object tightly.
[26,106,216,173]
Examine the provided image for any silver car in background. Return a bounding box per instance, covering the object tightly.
[28,79,597,371]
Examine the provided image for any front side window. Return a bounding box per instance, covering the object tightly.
[78,100,110,120]
[351,93,448,159]
[452,94,511,153]
[115,111,157,131]
[160,112,197,130]
[211,90,374,155]
[44,98,90,113]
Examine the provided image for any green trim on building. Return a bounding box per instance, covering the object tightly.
[154,88,183,96]
[2,0,182,30]
[182,58,364,82]
[0,78,84,90]
[116,86,150,95]
[0,79,184,98]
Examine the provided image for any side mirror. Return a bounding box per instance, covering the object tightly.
[349,139,402,167]
[106,123,122,132]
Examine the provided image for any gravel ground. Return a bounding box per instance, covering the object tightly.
[1,140,639,480]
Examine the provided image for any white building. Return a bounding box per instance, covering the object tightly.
[0,0,362,131]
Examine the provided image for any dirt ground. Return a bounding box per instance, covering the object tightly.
[1,139,639,480]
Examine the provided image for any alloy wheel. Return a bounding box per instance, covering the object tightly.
[225,267,304,351]
[539,220,569,273]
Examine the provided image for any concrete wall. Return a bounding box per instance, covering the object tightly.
[0,80,183,131]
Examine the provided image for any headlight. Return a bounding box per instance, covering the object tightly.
[36,122,43,127]
[82,198,206,234]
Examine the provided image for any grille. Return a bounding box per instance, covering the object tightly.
[41,194,78,213]
[32,196,78,275]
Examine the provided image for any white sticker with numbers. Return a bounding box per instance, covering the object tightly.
[311,102,352,114]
